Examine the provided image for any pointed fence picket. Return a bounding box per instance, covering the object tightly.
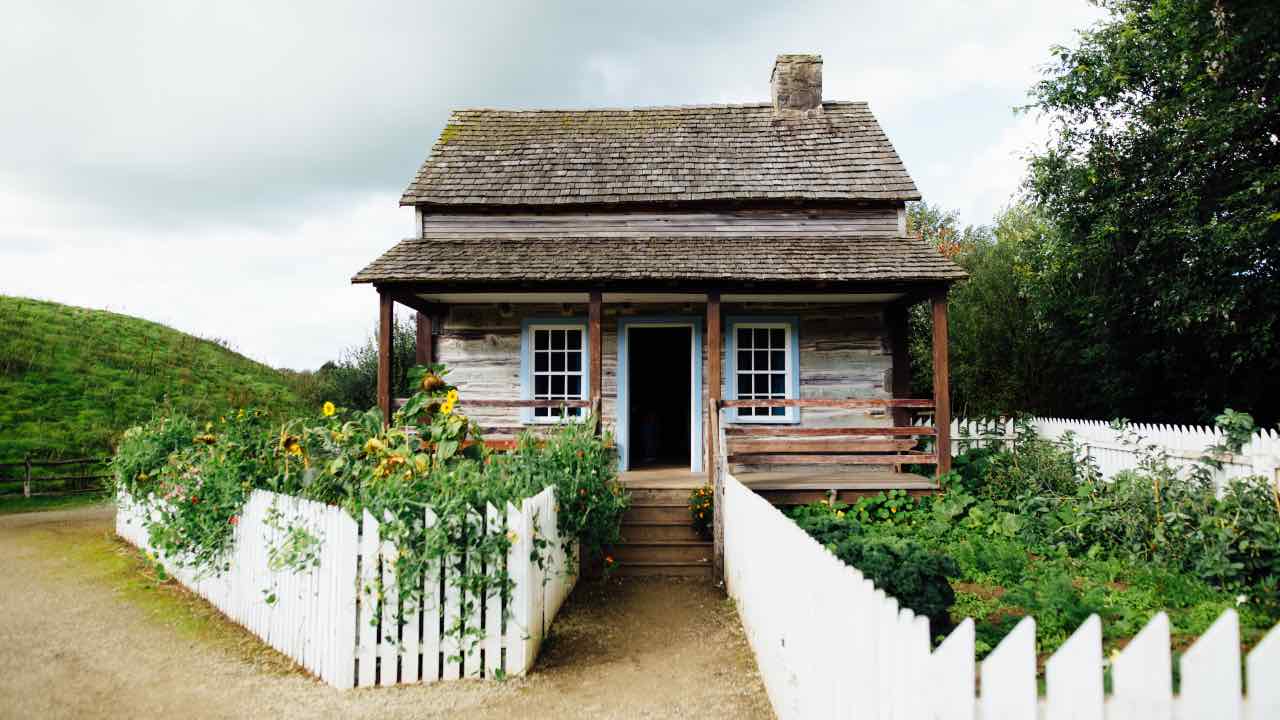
[115,485,576,689]
[921,416,1280,493]
[720,469,1280,720]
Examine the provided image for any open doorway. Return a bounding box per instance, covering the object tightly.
[627,326,693,469]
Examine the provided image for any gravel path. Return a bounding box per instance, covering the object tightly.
[0,505,772,719]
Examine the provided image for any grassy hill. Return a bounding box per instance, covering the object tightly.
[0,296,307,462]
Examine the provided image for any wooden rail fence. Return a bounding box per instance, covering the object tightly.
[0,456,110,498]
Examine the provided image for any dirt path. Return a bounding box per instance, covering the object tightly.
[0,505,772,719]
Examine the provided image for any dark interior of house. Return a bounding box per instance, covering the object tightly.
[627,327,693,468]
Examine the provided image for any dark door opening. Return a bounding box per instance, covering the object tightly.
[628,326,693,468]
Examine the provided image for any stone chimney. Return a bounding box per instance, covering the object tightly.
[771,54,823,118]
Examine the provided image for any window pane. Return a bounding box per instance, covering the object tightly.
[738,350,752,371]
[771,373,785,395]
[551,330,565,350]
[534,375,548,395]
[535,407,548,417]
[535,330,549,351]
[567,352,581,371]
[566,330,581,350]
[771,350,785,371]
[737,327,751,348]
[770,328,785,347]
[754,328,769,347]
[566,376,581,397]
[770,407,785,417]
[534,351,548,372]
[551,352,565,372]
[549,406,563,418]
[737,375,751,395]
[755,350,769,370]
[551,375,565,396]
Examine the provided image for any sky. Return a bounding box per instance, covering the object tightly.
[0,0,1104,370]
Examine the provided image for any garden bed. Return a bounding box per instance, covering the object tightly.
[108,364,627,689]
[787,427,1280,672]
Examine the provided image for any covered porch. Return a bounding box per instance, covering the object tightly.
[369,281,954,499]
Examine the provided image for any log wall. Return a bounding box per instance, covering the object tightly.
[435,301,899,440]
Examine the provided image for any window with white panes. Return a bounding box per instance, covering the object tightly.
[530,325,585,419]
[733,323,794,421]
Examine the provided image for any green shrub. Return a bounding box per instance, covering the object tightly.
[112,363,628,654]
[789,502,958,633]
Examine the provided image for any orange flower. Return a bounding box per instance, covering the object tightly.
[229,515,239,525]
[605,556,615,564]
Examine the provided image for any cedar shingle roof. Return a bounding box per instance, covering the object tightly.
[400,103,920,207]
[352,235,965,284]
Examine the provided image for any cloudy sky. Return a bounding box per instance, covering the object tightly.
[1,0,1103,370]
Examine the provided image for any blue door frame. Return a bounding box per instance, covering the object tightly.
[616,316,704,473]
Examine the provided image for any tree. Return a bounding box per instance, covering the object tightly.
[909,203,1067,418]
[1025,0,1280,425]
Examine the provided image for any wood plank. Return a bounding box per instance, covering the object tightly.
[461,398,592,408]
[589,290,602,435]
[378,292,393,426]
[728,453,937,465]
[719,398,933,408]
[724,426,935,437]
[729,439,919,454]
[932,291,952,476]
[706,291,723,581]
[887,302,912,426]
[415,311,433,365]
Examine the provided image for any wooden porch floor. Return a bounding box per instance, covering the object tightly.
[619,465,939,504]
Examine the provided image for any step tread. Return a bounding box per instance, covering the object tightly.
[622,521,698,527]
[612,540,711,546]
[618,559,712,566]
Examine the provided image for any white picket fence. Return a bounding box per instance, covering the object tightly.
[923,416,1280,491]
[722,469,1280,719]
[116,486,576,689]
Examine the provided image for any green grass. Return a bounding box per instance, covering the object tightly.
[0,295,307,464]
[0,492,110,515]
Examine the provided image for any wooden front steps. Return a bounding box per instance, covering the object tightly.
[613,485,712,579]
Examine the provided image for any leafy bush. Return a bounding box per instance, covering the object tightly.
[112,363,628,653]
[789,502,958,633]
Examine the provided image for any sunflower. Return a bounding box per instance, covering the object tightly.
[440,398,455,415]
[279,431,302,455]
[322,401,336,417]
[446,388,459,404]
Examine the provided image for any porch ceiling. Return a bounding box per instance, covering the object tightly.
[408,291,906,304]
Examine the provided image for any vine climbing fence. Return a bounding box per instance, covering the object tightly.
[116,485,575,689]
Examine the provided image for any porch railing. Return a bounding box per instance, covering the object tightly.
[707,397,939,579]
[712,398,939,470]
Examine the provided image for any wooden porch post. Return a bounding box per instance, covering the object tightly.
[415,311,433,366]
[706,291,723,580]
[931,289,952,476]
[377,291,393,427]
[887,302,912,427]
[588,290,603,434]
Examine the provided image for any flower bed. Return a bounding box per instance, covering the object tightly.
[111,364,626,687]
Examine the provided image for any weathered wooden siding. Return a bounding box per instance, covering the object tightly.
[436,302,897,442]
[421,208,902,238]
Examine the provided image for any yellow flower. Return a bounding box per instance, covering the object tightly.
[363,437,385,455]
[413,455,429,473]
[322,401,336,417]
[440,399,455,415]
[446,388,459,404]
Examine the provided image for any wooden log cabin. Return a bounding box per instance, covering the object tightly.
[354,54,965,576]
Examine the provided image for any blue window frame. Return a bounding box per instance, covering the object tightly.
[520,319,589,423]
[725,317,800,424]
